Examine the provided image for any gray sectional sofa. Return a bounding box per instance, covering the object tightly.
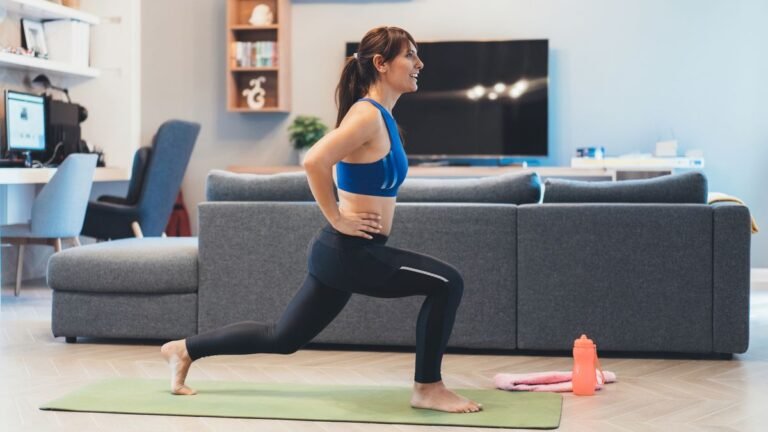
[48,170,751,355]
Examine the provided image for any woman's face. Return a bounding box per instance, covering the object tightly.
[379,41,424,93]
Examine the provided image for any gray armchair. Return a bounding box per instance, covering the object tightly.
[82,120,200,240]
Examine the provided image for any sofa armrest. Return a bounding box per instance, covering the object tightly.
[712,201,751,353]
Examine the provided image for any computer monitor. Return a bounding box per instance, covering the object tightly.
[5,90,46,153]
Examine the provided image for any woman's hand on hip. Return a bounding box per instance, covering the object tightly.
[332,211,382,239]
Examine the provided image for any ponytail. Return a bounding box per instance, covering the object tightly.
[335,57,368,127]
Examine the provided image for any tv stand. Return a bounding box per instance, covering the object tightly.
[407,157,529,168]
[227,165,689,182]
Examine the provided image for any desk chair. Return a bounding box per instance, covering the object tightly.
[81,120,200,240]
[0,154,98,296]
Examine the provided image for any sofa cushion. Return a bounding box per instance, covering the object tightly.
[206,170,316,202]
[48,238,198,294]
[543,171,707,203]
[397,172,542,204]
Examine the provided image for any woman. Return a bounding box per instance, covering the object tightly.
[162,26,481,414]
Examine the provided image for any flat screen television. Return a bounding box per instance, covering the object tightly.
[345,39,548,163]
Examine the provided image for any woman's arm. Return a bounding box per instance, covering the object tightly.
[303,104,382,238]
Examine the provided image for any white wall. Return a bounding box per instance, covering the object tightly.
[141,0,295,239]
[77,0,142,174]
[140,0,768,265]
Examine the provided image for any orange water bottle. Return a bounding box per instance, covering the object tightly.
[572,334,598,396]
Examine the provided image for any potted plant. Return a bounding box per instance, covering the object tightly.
[288,115,328,165]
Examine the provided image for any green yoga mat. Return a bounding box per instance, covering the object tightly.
[41,378,562,429]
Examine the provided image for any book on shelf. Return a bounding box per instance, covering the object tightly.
[232,41,278,68]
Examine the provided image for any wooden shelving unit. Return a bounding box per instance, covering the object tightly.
[226,0,291,113]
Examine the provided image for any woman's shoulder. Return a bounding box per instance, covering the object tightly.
[349,99,381,116]
[341,100,383,130]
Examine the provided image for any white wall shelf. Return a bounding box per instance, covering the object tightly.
[0,52,100,78]
[571,157,705,169]
[0,167,129,185]
[3,0,100,24]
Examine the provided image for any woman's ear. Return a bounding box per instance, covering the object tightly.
[372,54,388,73]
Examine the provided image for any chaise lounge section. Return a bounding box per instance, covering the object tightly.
[48,238,198,341]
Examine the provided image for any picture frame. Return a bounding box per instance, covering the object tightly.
[21,19,48,57]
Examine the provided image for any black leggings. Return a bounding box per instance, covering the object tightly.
[185,224,464,383]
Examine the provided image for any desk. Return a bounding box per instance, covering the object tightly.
[1,167,129,224]
[0,167,128,185]
[1,167,130,287]
[227,165,675,181]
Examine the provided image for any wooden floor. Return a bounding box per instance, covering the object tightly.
[2,281,767,432]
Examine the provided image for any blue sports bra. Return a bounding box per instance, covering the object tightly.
[336,98,408,197]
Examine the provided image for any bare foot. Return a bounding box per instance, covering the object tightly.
[160,340,197,395]
[410,381,482,413]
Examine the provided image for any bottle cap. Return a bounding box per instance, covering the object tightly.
[574,334,595,348]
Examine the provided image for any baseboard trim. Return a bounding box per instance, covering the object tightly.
[752,268,768,289]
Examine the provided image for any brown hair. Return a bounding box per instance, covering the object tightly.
[335,26,417,128]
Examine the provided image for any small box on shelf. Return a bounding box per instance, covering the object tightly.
[43,19,91,67]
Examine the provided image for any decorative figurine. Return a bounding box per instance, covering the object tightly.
[248,4,274,26]
[242,76,267,109]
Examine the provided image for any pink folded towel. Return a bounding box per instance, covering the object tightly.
[494,370,617,392]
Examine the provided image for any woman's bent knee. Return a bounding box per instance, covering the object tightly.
[443,267,464,303]
[446,266,463,286]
